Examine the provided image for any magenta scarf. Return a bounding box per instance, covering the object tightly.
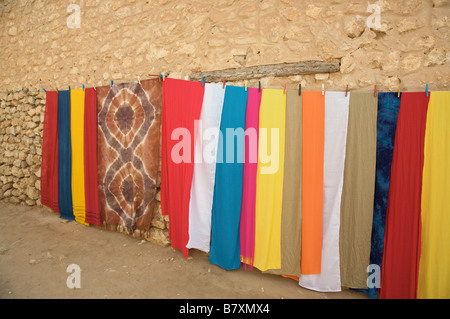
[239,87,262,269]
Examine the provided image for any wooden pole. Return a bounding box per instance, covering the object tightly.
[189,61,340,82]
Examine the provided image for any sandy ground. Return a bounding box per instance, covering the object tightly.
[0,203,367,299]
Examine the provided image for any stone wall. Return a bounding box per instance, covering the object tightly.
[0,0,449,246]
[0,91,44,207]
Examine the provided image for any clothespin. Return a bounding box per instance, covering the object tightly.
[322,84,325,95]
[345,85,348,97]
[43,89,47,93]
[397,84,401,98]
[56,87,58,93]
[111,80,113,88]
[82,84,85,91]
[374,85,377,97]
[201,77,205,87]
[299,84,302,96]
[259,81,261,93]
[92,83,96,91]
[426,84,429,97]
[223,79,226,89]
[68,85,71,91]
[283,83,286,95]
[244,80,248,91]
[138,76,141,85]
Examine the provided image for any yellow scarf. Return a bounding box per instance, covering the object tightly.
[418,91,450,298]
[70,89,88,226]
[253,89,286,271]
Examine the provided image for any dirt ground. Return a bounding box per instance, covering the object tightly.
[0,203,367,299]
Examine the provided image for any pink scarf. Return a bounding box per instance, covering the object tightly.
[240,88,262,269]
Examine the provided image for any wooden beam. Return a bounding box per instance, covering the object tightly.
[190,61,340,82]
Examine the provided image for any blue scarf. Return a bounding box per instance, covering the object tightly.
[209,86,248,270]
[57,90,75,220]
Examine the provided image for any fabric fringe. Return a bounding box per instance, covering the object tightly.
[240,256,254,271]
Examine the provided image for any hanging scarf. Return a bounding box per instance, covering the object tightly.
[356,92,401,298]
[301,91,325,275]
[253,89,286,272]
[84,87,101,226]
[418,91,450,299]
[209,85,248,270]
[240,87,262,269]
[161,78,204,257]
[58,90,75,221]
[339,92,378,289]
[41,91,59,213]
[265,90,302,277]
[380,92,429,299]
[186,83,225,253]
[299,91,349,292]
[97,79,162,230]
[71,89,88,226]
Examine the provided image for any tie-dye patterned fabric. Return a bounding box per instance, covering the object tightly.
[355,92,401,298]
[97,79,162,230]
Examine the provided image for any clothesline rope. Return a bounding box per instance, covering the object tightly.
[0,72,436,98]
[0,74,435,95]
[0,90,45,93]
[10,134,42,143]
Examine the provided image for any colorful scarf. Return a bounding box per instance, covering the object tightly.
[301,91,325,275]
[41,91,59,213]
[418,91,450,299]
[84,87,101,226]
[71,89,88,226]
[264,90,302,277]
[97,79,162,230]
[299,91,349,292]
[356,92,401,298]
[161,78,204,257]
[380,92,429,299]
[57,90,75,221]
[339,92,378,289]
[240,87,262,269]
[253,89,286,272]
[186,83,225,253]
[209,85,248,270]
